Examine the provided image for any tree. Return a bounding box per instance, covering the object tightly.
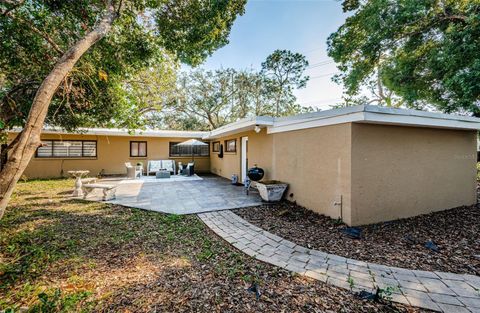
[337,68,405,107]
[327,0,480,115]
[159,66,314,131]
[116,54,179,130]
[261,50,309,116]
[0,0,246,218]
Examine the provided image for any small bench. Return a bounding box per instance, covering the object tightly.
[81,177,97,184]
[82,184,116,201]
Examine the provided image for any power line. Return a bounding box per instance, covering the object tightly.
[308,72,339,79]
[306,60,335,70]
[307,59,332,67]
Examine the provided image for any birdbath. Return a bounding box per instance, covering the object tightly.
[68,170,90,197]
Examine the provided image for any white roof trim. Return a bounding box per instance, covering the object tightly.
[202,116,274,139]
[9,106,480,140]
[267,105,480,134]
[10,127,206,138]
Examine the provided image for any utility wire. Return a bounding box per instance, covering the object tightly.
[306,61,335,70]
[308,72,339,79]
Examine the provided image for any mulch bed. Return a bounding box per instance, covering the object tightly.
[235,201,480,275]
[0,179,429,312]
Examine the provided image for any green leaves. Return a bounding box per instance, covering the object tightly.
[328,0,480,115]
[1,0,246,132]
[155,0,247,66]
[261,50,310,116]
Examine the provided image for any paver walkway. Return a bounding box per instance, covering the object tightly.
[199,210,480,313]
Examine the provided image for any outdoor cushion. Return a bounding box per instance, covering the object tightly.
[147,160,176,175]
[147,160,163,173]
[162,160,175,173]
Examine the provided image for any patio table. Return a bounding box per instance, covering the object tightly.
[68,170,90,197]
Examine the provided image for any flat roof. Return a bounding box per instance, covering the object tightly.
[202,116,274,139]
[10,127,206,138]
[267,105,480,134]
[9,105,480,140]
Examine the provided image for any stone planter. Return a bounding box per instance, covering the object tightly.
[256,181,288,202]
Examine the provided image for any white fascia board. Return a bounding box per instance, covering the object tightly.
[268,105,480,134]
[10,127,206,138]
[273,105,365,125]
[361,111,480,130]
[202,116,274,139]
[363,105,480,123]
[267,111,365,134]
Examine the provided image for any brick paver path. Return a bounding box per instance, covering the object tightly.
[198,210,480,313]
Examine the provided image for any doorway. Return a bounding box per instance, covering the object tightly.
[241,136,248,184]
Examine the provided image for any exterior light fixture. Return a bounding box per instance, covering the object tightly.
[254,125,261,133]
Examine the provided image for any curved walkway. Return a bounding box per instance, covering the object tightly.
[198,210,480,313]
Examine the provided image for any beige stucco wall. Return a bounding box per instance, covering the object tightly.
[209,128,274,181]
[271,123,353,224]
[7,133,210,178]
[7,122,477,226]
[350,123,477,225]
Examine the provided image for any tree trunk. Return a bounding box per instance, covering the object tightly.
[0,6,116,219]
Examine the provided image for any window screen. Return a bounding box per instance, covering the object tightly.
[169,142,209,157]
[36,140,97,158]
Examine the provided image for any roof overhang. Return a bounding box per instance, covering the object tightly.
[202,116,274,139]
[10,127,206,138]
[267,105,480,134]
[8,105,480,141]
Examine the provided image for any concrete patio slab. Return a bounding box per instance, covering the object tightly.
[86,175,263,214]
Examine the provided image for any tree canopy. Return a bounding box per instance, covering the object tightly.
[328,0,480,115]
[261,50,309,116]
[0,0,247,135]
[154,50,313,131]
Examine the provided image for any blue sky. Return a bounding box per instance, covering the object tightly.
[198,0,348,110]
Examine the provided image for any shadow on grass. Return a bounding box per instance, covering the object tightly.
[0,187,212,309]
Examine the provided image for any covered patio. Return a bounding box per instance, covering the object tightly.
[87,174,263,214]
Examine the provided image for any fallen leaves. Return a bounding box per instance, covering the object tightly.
[236,200,480,275]
[0,179,431,312]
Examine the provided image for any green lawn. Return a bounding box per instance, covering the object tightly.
[0,179,414,312]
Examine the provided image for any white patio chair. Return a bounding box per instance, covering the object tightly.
[125,162,142,179]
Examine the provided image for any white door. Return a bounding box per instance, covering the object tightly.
[241,136,248,183]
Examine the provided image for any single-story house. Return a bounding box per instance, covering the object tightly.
[5,105,480,226]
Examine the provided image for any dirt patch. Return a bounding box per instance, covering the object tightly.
[235,201,480,275]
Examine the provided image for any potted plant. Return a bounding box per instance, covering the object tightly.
[255,180,288,202]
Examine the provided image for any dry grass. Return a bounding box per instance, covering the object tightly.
[0,179,425,312]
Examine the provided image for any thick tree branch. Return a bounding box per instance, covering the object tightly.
[0,3,117,218]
